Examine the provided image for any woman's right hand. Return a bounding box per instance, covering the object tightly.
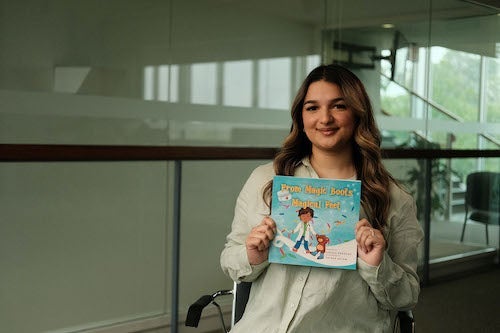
[245,216,276,265]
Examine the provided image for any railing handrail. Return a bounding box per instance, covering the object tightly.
[380,73,500,148]
[381,72,463,122]
[1,144,499,162]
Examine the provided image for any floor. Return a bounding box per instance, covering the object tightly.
[414,267,500,333]
[429,240,492,259]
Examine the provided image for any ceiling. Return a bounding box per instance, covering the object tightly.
[209,0,499,57]
[212,0,499,27]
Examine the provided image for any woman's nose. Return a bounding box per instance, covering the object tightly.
[319,108,334,123]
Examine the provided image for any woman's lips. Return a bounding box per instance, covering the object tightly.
[317,128,338,135]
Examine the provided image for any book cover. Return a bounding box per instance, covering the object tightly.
[269,175,361,270]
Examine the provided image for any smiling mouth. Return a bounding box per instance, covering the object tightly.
[317,128,338,135]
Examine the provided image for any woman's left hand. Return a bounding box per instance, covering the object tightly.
[355,218,386,267]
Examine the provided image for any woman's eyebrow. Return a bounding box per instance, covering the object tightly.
[330,97,345,103]
[304,97,345,105]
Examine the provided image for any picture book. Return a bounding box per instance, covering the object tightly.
[268,175,361,270]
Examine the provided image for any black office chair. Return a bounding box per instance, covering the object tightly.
[186,281,415,333]
[460,171,500,245]
[184,283,247,333]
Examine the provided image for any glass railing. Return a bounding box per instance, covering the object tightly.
[1,144,498,333]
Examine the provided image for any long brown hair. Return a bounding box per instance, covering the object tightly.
[264,64,397,229]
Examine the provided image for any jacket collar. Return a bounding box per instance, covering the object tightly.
[297,156,319,178]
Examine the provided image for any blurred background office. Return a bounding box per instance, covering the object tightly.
[0,0,498,332]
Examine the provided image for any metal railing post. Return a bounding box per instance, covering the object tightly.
[422,158,432,286]
[171,160,182,333]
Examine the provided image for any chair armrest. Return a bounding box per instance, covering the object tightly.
[185,289,232,328]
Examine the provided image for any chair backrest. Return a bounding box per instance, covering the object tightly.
[465,172,500,218]
[233,282,251,325]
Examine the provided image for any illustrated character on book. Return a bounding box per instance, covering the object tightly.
[292,207,317,253]
[311,234,330,259]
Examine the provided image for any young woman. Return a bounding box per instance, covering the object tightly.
[220,64,423,332]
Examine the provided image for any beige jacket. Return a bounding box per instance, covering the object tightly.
[221,159,424,333]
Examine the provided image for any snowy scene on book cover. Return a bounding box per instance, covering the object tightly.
[269,175,361,270]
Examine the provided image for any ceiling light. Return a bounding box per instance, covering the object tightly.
[382,23,395,29]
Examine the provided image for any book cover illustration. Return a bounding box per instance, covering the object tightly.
[269,175,361,270]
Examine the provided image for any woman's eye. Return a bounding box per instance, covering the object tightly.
[333,104,347,110]
[305,106,318,111]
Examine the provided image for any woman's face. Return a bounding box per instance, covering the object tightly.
[302,80,356,154]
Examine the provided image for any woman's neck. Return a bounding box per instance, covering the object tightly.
[309,148,356,179]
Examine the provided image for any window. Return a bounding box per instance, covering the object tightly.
[258,57,292,110]
[191,62,217,105]
[223,60,253,107]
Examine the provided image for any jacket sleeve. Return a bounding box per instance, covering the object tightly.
[220,165,271,282]
[357,191,424,310]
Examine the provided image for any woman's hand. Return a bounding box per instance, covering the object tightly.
[246,216,276,265]
[355,218,386,267]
